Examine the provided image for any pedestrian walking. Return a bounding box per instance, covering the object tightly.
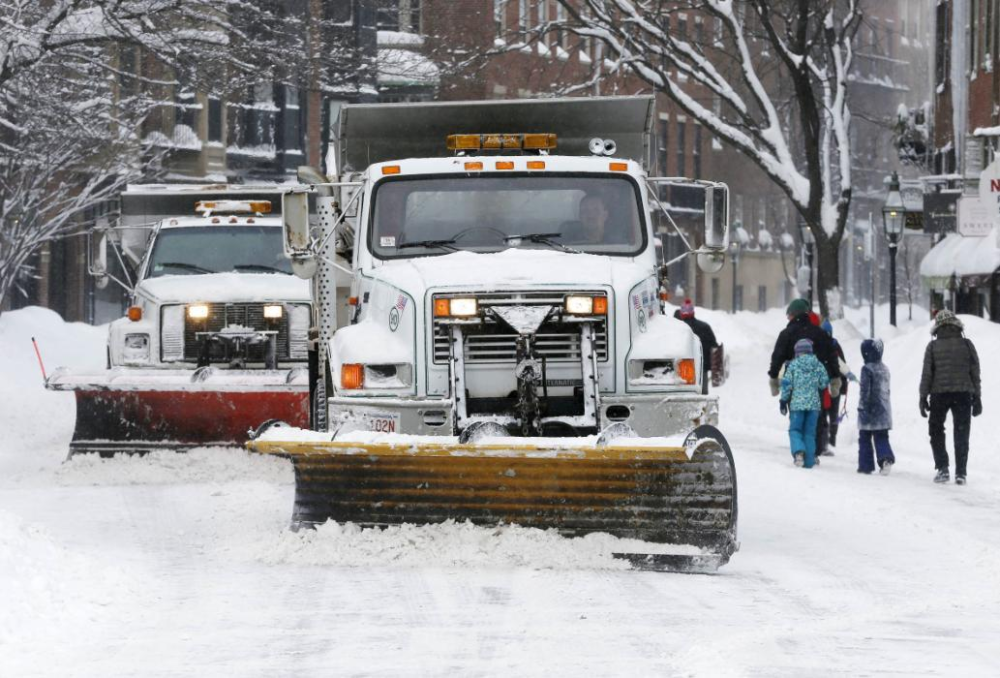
[779,338,830,469]
[768,299,840,399]
[857,339,895,475]
[919,311,982,485]
[817,319,856,456]
[674,299,719,391]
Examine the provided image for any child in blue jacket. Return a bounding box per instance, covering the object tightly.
[780,338,830,468]
[858,338,896,474]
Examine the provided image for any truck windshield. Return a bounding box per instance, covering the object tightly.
[371,175,645,259]
[146,226,293,278]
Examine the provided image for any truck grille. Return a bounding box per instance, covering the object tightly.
[432,291,609,364]
[160,303,309,363]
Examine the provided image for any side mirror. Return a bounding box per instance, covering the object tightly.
[282,189,318,279]
[703,185,729,250]
[87,229,109,285]
[696,251,726,274]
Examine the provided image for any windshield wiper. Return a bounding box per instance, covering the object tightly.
[155,262,215,274]
[233,264,288,274]
[396,239,459,252]
[504,232,582,254]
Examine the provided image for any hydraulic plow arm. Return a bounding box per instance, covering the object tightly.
[249,425,738,571]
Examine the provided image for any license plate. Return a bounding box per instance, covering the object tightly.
[363,411,401,434]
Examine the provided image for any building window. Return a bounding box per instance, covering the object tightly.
[970,0,978,73]
[676,119,686,176]
[936,2,949,85]
[658,118,669,175]
[519,0,529,37]
[495,0,507,39]
[692,125,701,179]
[207,98,223,143]
[758,285,768,312]
[711,278,720,310]
[677,13,688,39]
[694,18,704,47]
[734,285,743,312]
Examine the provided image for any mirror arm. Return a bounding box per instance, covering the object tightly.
[644,180,693,251]
[314,187,363,254]
[662,251,692,268]
[317,253,354,277]
[108,233,135,290]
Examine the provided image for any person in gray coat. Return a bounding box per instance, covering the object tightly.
[919,311,982,485]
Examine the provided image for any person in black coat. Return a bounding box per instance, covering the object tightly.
[674,299,718,385]
[768,299,841,399]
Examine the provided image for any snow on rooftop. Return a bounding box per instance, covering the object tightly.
[377,48,440,86]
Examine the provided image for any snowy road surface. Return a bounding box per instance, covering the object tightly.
[2,306,999,676]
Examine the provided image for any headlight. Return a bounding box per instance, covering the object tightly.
[263,304,283,319]
[187,304,209,319]
[340,363,413,390]
[565,295,608,315]
[434,297,478,318]
[628,358,697,386]
[123,334,150,362]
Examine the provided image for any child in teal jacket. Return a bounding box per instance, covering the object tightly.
[780,338,831,468]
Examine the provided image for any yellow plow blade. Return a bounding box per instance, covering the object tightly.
[249,425,738,569]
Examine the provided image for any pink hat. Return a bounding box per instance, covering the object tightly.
[679,299,695,318]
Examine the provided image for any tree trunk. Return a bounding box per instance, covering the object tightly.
[814,234,842,320]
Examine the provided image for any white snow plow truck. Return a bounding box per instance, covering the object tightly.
[46,185,322,456]
[249,96,739,570]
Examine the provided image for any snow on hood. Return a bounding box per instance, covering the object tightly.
[139,272,310,304]
[371,249,649,294]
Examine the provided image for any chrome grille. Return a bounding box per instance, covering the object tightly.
[432,291,609,364]
[166,303,308,362]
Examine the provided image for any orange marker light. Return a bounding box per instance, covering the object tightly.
[127,306,143,322]
[593,297,608,315]
[609,162,628,172]
[678,359,697,384]
[433,298,451,317]
[341,363,364,390]
[348,296,359,306]
[382,165,401,175]
[526,160,546,170]
[523,133,558,150]
[464,161,484,171]
[495,161,514,170]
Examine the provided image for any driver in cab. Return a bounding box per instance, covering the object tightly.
[564,193,620,244]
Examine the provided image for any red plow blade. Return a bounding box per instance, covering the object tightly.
[47,367,309,456]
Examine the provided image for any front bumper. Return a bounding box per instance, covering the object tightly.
[328,393,717,438]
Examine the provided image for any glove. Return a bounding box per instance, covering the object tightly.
[846,372,858,383]
[919,396,929,419]
[973,396,983,417]
[779,400,789,416]
[829,377,842,399]
[769,377,780,397]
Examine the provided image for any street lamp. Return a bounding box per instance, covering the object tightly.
[730,234,743,313]
[799,220,815,304]
[881,171,905,327]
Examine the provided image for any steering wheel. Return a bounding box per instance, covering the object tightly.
[452,226,508,243]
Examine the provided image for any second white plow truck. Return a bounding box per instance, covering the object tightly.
[46,185,322,456]
[250,96,739,570]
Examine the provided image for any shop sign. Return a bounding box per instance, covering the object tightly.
[957,196,994,237]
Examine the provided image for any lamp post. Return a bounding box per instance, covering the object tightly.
[730,235,742,313]
[800,220,815,304]
[881,172,905,327]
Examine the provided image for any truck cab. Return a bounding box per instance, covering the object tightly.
[97,188,312,371]
[285,97,729,440]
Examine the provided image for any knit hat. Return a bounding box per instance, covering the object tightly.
[820,319,833,336]
[794,338,814,355]
[931,309,964,334]
[679,298,695,318]
[786,298,809,316]
[808,312,821,327]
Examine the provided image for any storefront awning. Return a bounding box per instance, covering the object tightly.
[920,229,1000,287]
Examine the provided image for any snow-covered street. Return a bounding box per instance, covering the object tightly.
[2,306,999,676]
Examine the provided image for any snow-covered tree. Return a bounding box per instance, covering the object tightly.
[547,0,863,318]
[0,0,369,312]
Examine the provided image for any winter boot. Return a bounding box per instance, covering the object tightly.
[955,475,967,486]
[879,461,893,476]
[794,452,805,467]
[934,468,950,484]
